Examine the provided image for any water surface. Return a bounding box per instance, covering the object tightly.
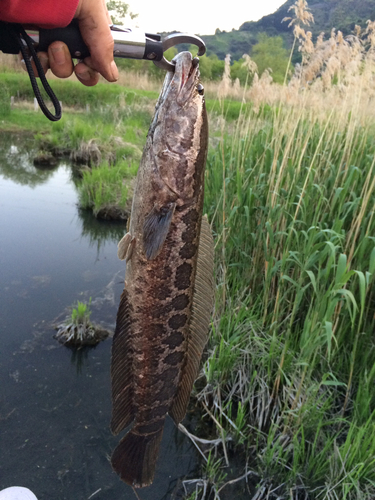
[0,133,199,500]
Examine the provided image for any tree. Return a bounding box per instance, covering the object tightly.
[106,1,138,25]
[230,58,250,86]
[209,54,225,81]
[251,33,291,84]
[197,55,213,81]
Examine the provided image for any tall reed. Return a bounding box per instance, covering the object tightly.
[200,86,375,498]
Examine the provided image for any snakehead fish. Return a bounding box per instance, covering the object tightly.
[111,51,214,488]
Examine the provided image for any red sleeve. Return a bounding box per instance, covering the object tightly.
[0,0,80,28]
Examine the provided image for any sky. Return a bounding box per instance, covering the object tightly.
[122,0,286,36]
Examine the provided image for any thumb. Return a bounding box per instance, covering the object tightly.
[75,0,118,82]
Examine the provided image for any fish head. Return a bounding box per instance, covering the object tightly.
[152,51,208,202]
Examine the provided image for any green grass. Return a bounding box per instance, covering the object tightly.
[0,107,54,132]
[0,72,159,108]
[37,102,152,151]
[197,102,375,499]
[78,159,138,216]
[71,299,92,326]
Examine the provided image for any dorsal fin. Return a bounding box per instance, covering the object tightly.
[169,215,215,424]
[111,289,135,434]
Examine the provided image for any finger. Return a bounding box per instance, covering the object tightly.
[76,0,118,82]
[48,42,74,78]
[74,59,100,86]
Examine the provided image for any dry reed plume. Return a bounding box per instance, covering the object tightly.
[214,0,375,125]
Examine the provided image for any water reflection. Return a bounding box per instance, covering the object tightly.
[78,208,126,253]
[0,134,56,186]
[0,133,200,500]
[68,345,96,374]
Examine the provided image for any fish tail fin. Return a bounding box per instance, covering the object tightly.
[111,428,164,488]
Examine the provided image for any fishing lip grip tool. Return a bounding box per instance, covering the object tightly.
[0,20,206,121]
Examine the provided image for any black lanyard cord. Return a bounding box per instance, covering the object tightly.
[11,24,62,122]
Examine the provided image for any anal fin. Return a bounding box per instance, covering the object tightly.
[111,288,135,434]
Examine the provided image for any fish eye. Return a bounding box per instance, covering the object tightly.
[197,83,204,95]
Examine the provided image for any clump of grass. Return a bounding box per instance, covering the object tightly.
[56,299,94,345]
[32,105,148,220]
[31,101,147,219]
[55,298,109,346]
[71,299,92,325]
[78,159,138,219]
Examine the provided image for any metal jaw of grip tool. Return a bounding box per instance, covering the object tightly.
[152,32,206,71]
[109,26,206,72]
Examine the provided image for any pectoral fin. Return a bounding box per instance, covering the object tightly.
[118,233,132,260]
[118,233,135,261]
[143,203,175,260]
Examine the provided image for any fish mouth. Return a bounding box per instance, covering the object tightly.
[179,56,199,90]
[170,52,200,104]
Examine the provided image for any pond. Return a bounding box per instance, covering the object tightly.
[0,133,199,500]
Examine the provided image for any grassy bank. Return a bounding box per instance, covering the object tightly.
[0,75,158,216]
[0,70,160,108]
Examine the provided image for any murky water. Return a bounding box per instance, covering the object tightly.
[0,133,199,500]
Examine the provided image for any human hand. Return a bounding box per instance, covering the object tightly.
[31,0,119,86]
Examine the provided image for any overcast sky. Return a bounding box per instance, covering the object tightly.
[123,0,286,36]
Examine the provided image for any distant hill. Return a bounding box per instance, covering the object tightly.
[201,0,375,61]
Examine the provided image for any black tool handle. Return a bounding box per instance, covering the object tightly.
[39,19,89,58]
[0,20,165,62]
[0,21,20,54]
[0,19,89,57]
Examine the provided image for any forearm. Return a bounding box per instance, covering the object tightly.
[0,0,79,28]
